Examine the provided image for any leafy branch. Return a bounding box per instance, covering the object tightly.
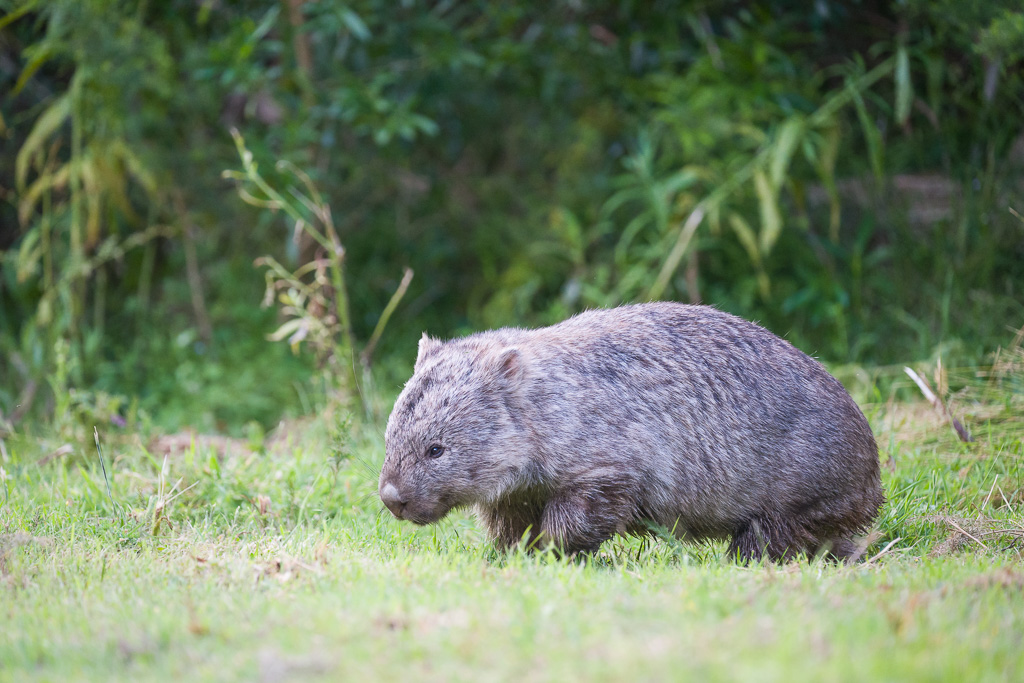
[224,130,413,406]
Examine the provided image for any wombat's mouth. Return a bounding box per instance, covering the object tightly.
[398,500,456,526]
[403,507,450,526]
[379,481,459,525]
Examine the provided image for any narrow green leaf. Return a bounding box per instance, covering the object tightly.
[551,207,584,259]
[895,45,913,125]
[770,117,803,189]
[111,139,160,199]
[410,114,439,137]
[601,187,646,217]
[728,212,760,265]
[16,228,42,282]
[0,1,37,30]
[36,293,52,325]
[708,204,721,236]
[12,46,53,96]
[15,94,70,190]
[18,163,70,226]
[849,83,884,181]
[818,123,841,177]
[753,169,782,254]
[614,213,654,267]
[815,124,843,241]
[659,168,700,197]
[341,9,371,40]
[251,6,280,43]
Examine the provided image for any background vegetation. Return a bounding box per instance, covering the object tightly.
[1,0,1022,434]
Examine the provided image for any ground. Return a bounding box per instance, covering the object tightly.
[1,361,1022,682]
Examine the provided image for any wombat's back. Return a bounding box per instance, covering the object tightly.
[508,303,882,555]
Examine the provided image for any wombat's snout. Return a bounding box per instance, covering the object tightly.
[379,481,407,519]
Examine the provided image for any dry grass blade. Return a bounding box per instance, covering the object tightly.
[863,537,902,565]
[945,519,989,551]
[903,367,973,442]
[361,267,414,367]
[94,427,118,514]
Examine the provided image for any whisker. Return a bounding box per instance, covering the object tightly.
[355,490,381,506]
[347,454,381,479]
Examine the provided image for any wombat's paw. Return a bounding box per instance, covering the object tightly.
[813,536,869,563]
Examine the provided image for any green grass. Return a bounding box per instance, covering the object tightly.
[1,365,1022,682]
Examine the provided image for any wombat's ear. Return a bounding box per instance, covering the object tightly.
[495,348,525,384]
[415,333,442,371]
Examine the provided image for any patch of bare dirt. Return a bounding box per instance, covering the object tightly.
[148,432,253,459]
[147,416,327,460]
[258,647,334,683]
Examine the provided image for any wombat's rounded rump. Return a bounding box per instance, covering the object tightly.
[379,303,884,562]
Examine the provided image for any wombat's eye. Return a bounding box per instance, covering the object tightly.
[426,444,445,458]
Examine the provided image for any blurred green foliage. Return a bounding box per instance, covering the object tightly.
[1,0,1022,432]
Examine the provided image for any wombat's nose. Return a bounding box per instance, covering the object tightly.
[379,482,407,519]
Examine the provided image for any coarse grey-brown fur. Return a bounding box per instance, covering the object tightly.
[379,303,884,562]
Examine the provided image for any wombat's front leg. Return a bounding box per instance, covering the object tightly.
[476,502,544,552]
[539,489,630,555]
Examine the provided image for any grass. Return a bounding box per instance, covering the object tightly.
[1,360,1023,682]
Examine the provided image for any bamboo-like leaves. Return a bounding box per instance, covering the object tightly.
[18,135,159,249]
[649,58,897,300]
[15,94,70,191]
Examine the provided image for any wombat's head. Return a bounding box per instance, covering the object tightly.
[379,333,529,525]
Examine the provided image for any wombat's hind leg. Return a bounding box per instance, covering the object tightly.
[727,516,810,563]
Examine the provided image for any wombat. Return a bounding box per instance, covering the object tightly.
[379,302,884,562]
